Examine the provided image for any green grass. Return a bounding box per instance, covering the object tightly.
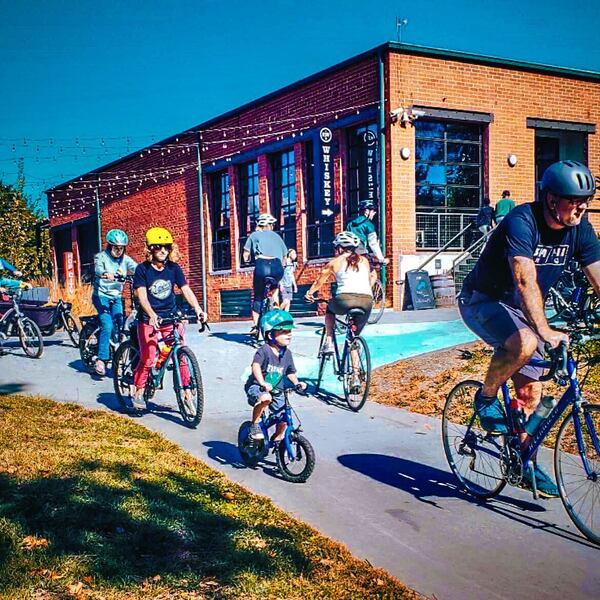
[0,395,417,599]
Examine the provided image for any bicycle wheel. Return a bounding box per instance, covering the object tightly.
[341,336,371,412]
[276,433,316,483]
[17,317,44,359]
[442,380,507,499]
[237,421,264,468]
[112,340,139,408]
[555,404,600,545]
[79,322,99,368]
[368,279,385,324]
[61,311,80,347]
[173,346,204,428]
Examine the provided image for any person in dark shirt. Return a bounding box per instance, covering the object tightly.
[475,197,495,235]
[130,227,207,411]
[245,309,307,441]
[459,161,600,497]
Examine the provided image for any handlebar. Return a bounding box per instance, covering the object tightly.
[261,384,308,397]
[149,311,210,333]
[539,341,569,382]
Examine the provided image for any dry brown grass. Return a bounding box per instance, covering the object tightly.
[32,277,94,317]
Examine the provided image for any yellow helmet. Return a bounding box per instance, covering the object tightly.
[145,227,174,246]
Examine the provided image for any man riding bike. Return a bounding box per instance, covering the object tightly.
[459,160,600,498]
[346,200,389,266]
[242,213,287,334]
[92,229,137,377]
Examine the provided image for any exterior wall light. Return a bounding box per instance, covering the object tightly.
[400,147,411,160]
[507,154,518,167]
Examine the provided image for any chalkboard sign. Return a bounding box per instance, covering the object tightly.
[404,270,435,310]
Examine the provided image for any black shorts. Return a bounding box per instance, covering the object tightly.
[327,293,372,334]
[253,258,284,313]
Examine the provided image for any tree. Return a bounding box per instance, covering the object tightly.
[0,179,50,279]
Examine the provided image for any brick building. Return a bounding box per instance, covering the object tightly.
[47,42,600,317]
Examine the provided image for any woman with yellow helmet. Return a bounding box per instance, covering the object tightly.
[130,227,207,410]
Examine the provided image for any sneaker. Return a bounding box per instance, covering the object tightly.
[521,464,559,498]
[321,341,335,355]
[94,359,106,377]
[130,393,145,411]
[249,423,264,440]
[249,325,258,336]
[474,389,508,434]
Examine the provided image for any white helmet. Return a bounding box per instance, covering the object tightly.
[333,231,361,249]
[257,213,277,227]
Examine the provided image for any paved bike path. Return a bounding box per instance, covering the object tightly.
[1,312,598,600]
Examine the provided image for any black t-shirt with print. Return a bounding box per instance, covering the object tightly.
[245,344,297,391]
[464,202,600,303]
[133,261,187,321]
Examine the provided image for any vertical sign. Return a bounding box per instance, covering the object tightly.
[319,127,334,217]
[63,251,75,296]
[363,129,377,206]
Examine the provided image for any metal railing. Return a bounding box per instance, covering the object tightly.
[415,221,475,273]
[416,210,477,251]
[451,228,493,273]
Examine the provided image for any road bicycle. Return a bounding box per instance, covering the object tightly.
[314,300,371,412]
[238,385,316,483]
[0,288,44,358]
[112,313,207,428]
[367,257,386,325]
[79,275,136,370]
[442,337,600,544]
[250,275,279,346]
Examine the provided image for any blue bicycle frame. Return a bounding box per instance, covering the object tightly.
[258,394,300,462]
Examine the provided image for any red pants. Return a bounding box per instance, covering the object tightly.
[133,322,190,390]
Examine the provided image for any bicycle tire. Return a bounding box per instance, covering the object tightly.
[341,336,371,412]
[17,317,44,359]
[442,380,507,499]
[173,346,204,428]
[79,321,100,368]
[555,404,600,545]
[62,311,80,347]
[276,433,316,483]
[237,421,263,468]
[368,279,385,324]
[112,340,139,409]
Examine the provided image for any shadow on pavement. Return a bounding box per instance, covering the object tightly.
[338,453,599,549]
[209,331,257,349]
[68,358,92,375]
[0,382,29,395]
[301,380,353,412]
[203,440,280,479]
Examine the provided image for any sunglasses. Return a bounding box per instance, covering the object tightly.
[150,244,172,252]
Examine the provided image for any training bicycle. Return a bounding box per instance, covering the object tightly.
[250,275,279,346]
[79,274,136,370]
[0,288,44,358]
[238,385,316,483]
[313,299,371,412]
[112,312,208,428]
[442,337,600,545]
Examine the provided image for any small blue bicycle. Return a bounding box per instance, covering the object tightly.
[237,385,316,483]
[443,336,600,544]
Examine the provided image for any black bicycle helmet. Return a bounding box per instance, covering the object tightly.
[541,160,596,198]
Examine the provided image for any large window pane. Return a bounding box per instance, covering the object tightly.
[415,121,445,139]
[416,139,444,162]
[238,161,259,261]
[446,187,480,208]
[306,141,334,259]
[416,164,446,185]
[446,123,480,141]
[447,142,480,164]
[271,149,296,250]
[210,171,231,270]
[416,185,445,207]
[446,165,480,186]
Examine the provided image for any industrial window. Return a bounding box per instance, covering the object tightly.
[270,149,296,249]
[305,142,335,259]
[237,160,260,261]
[346,123,379,221]
[415,120,483,209]
[209,171,231,271]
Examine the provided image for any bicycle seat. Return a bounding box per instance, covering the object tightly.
[348,308,366,318]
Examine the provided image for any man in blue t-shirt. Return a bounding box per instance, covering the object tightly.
[459,161,600,497]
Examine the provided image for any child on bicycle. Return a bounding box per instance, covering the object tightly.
[245,309,307,441]
[131,227,207,411]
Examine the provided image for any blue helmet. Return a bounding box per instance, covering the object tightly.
[106,229,129,246]
[541,161,596,199]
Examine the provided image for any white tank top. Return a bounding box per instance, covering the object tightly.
[335,259,373,296]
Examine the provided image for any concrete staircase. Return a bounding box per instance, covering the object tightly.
[451,231,491,291]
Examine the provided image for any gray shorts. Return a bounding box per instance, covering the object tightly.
[279,286,294,304]
[458,288,545,381]
[246,384,285,414]
[327,293,372,334]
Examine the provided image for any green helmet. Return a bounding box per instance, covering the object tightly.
[261,309,295,334]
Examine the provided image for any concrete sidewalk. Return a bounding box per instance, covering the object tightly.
[1,309,598,600]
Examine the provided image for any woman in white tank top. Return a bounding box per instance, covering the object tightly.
[305,231,375,353]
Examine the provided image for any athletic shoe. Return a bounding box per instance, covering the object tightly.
[321,341,335,355]
[94,359,106,377]
[521,464,559,498]
[130,393,145,411]
[474,389,508,434]
[249,423,264,440]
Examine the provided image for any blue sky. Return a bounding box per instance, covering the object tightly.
[1,0,599,211]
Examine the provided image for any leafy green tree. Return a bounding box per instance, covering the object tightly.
[0,178,50,279]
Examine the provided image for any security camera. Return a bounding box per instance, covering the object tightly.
[390,108,402,123]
